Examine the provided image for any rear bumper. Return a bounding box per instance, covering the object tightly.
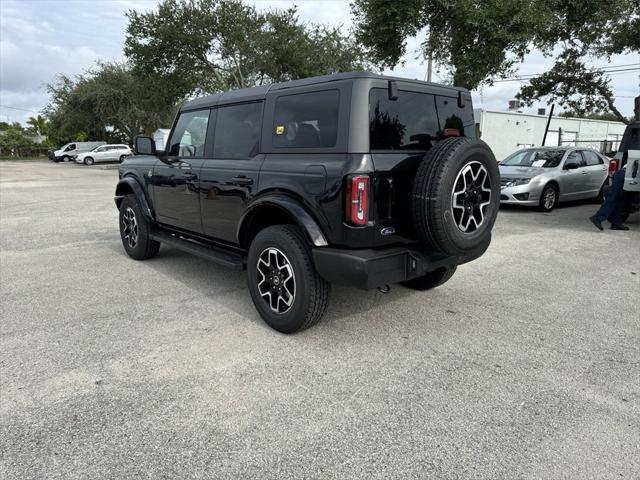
[312,238,490,290]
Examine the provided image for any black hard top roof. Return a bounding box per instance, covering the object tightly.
[181,71,468,111]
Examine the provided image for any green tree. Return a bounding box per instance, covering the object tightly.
[124,0,368,98]
[517,2,640,124]
[352,0,639,121]
[352,0,544,90]
[26,115,49,137]
[46,63,177,145]
[0,126,33,156]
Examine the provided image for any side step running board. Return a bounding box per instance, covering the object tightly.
[150,231,246,271]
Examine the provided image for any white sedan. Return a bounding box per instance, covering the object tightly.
[75,144,133,165]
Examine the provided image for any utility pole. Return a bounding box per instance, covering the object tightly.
[426,50,433,83]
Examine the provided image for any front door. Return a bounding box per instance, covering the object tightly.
[151,108,211,233]
[199,102,264,243]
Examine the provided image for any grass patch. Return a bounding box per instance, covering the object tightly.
[0,157,48,161]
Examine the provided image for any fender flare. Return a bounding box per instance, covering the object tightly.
[237,194,329,247]
[114,175,154,221]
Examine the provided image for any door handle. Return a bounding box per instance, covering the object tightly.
[581,171,588,174]
[184,173,198,181]
[231,176,253,186]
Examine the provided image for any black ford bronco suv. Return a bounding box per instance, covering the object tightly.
[115,72,499,333]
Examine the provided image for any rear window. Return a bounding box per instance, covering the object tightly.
[273,90,340,148]
[369,88,439,150]
[436,95,475,137]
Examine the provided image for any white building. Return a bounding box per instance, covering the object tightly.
[474,109,627,161]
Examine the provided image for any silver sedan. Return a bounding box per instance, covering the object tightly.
[499,147,609,211]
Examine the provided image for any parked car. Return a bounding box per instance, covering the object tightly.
[115,71,500,333]
[49,141,106,162]
[499,146,609,211]
[75,144,133,165]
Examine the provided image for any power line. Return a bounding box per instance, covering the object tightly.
[493,66,640,83]
[0,105,42,114]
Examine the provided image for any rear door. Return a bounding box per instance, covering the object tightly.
[199,102,264,243]
[581,150,607,195]
[151,108,211,233]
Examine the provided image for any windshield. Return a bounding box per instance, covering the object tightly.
[501,149,564,168]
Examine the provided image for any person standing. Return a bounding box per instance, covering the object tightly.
[590,167,629,230]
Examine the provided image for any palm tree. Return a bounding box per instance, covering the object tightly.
[26,115,48,136]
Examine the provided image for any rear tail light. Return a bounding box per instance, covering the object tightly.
[608,159,618,176]
[345,175,369,226]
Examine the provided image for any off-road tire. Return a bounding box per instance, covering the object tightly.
[538,183,558,212]
[247,225,330,333]
[118,195,160,260]
[411,137,499,257]
[400,265,457,291]
[84,156,94,166]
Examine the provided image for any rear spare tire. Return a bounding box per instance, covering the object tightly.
[411,137,499,256]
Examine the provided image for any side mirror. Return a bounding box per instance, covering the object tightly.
[564,162,579,170]
[134,136,156,156]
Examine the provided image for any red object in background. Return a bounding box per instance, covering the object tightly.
[345,175,369,226]
[608,159,618,176]
[443,128,461,137]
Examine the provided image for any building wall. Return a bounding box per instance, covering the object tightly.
[474,109,627,161]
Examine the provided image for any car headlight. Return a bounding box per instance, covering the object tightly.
[505,178,531,187]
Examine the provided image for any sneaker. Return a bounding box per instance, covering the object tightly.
[611,224,630,231]
[589,216,603,231]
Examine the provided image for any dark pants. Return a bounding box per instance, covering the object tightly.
[595,169,625,225]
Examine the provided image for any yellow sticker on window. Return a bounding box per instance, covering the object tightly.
[275,125,285,135]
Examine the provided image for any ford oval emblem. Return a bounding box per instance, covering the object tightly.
[380,227,396,236]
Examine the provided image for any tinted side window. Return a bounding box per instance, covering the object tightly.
[272,90,339,148]
[566,151,586,167]
[168,109,210,157]
[583,151,603,166]
[214,102,262,159]
[369,88,439,150]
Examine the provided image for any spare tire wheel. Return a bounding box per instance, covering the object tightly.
[411,137,499,257]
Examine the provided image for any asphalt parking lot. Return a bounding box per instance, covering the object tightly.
[1,160,639,479]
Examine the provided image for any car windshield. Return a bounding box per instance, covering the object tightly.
[501,149,564,168]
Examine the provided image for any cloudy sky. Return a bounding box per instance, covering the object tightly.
[1,0,638,125]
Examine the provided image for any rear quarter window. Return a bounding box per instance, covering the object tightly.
[272,90,340,148]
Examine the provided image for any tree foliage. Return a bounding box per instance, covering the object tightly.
[0,126,33,155]
[518,1,640,123]
[125,0,368,97]
[46,63,177,145]
[352,0,639,122]
[352,0,543,90]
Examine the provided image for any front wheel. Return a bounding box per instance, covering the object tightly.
[84,156,94,166]
[62,155,70,162]
[119,155,127,163]
[247,225,330,333]
[538,184,558,212]
[400,265,457,291]
[118,195,160,260]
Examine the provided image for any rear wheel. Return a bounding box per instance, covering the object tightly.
[84,156,94,166]
[118,195,160,260]
[411,137,500,256]
[247,225,329,333]
[538,184,558,212]
[400,265,457,291]
[119,155,127,163]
